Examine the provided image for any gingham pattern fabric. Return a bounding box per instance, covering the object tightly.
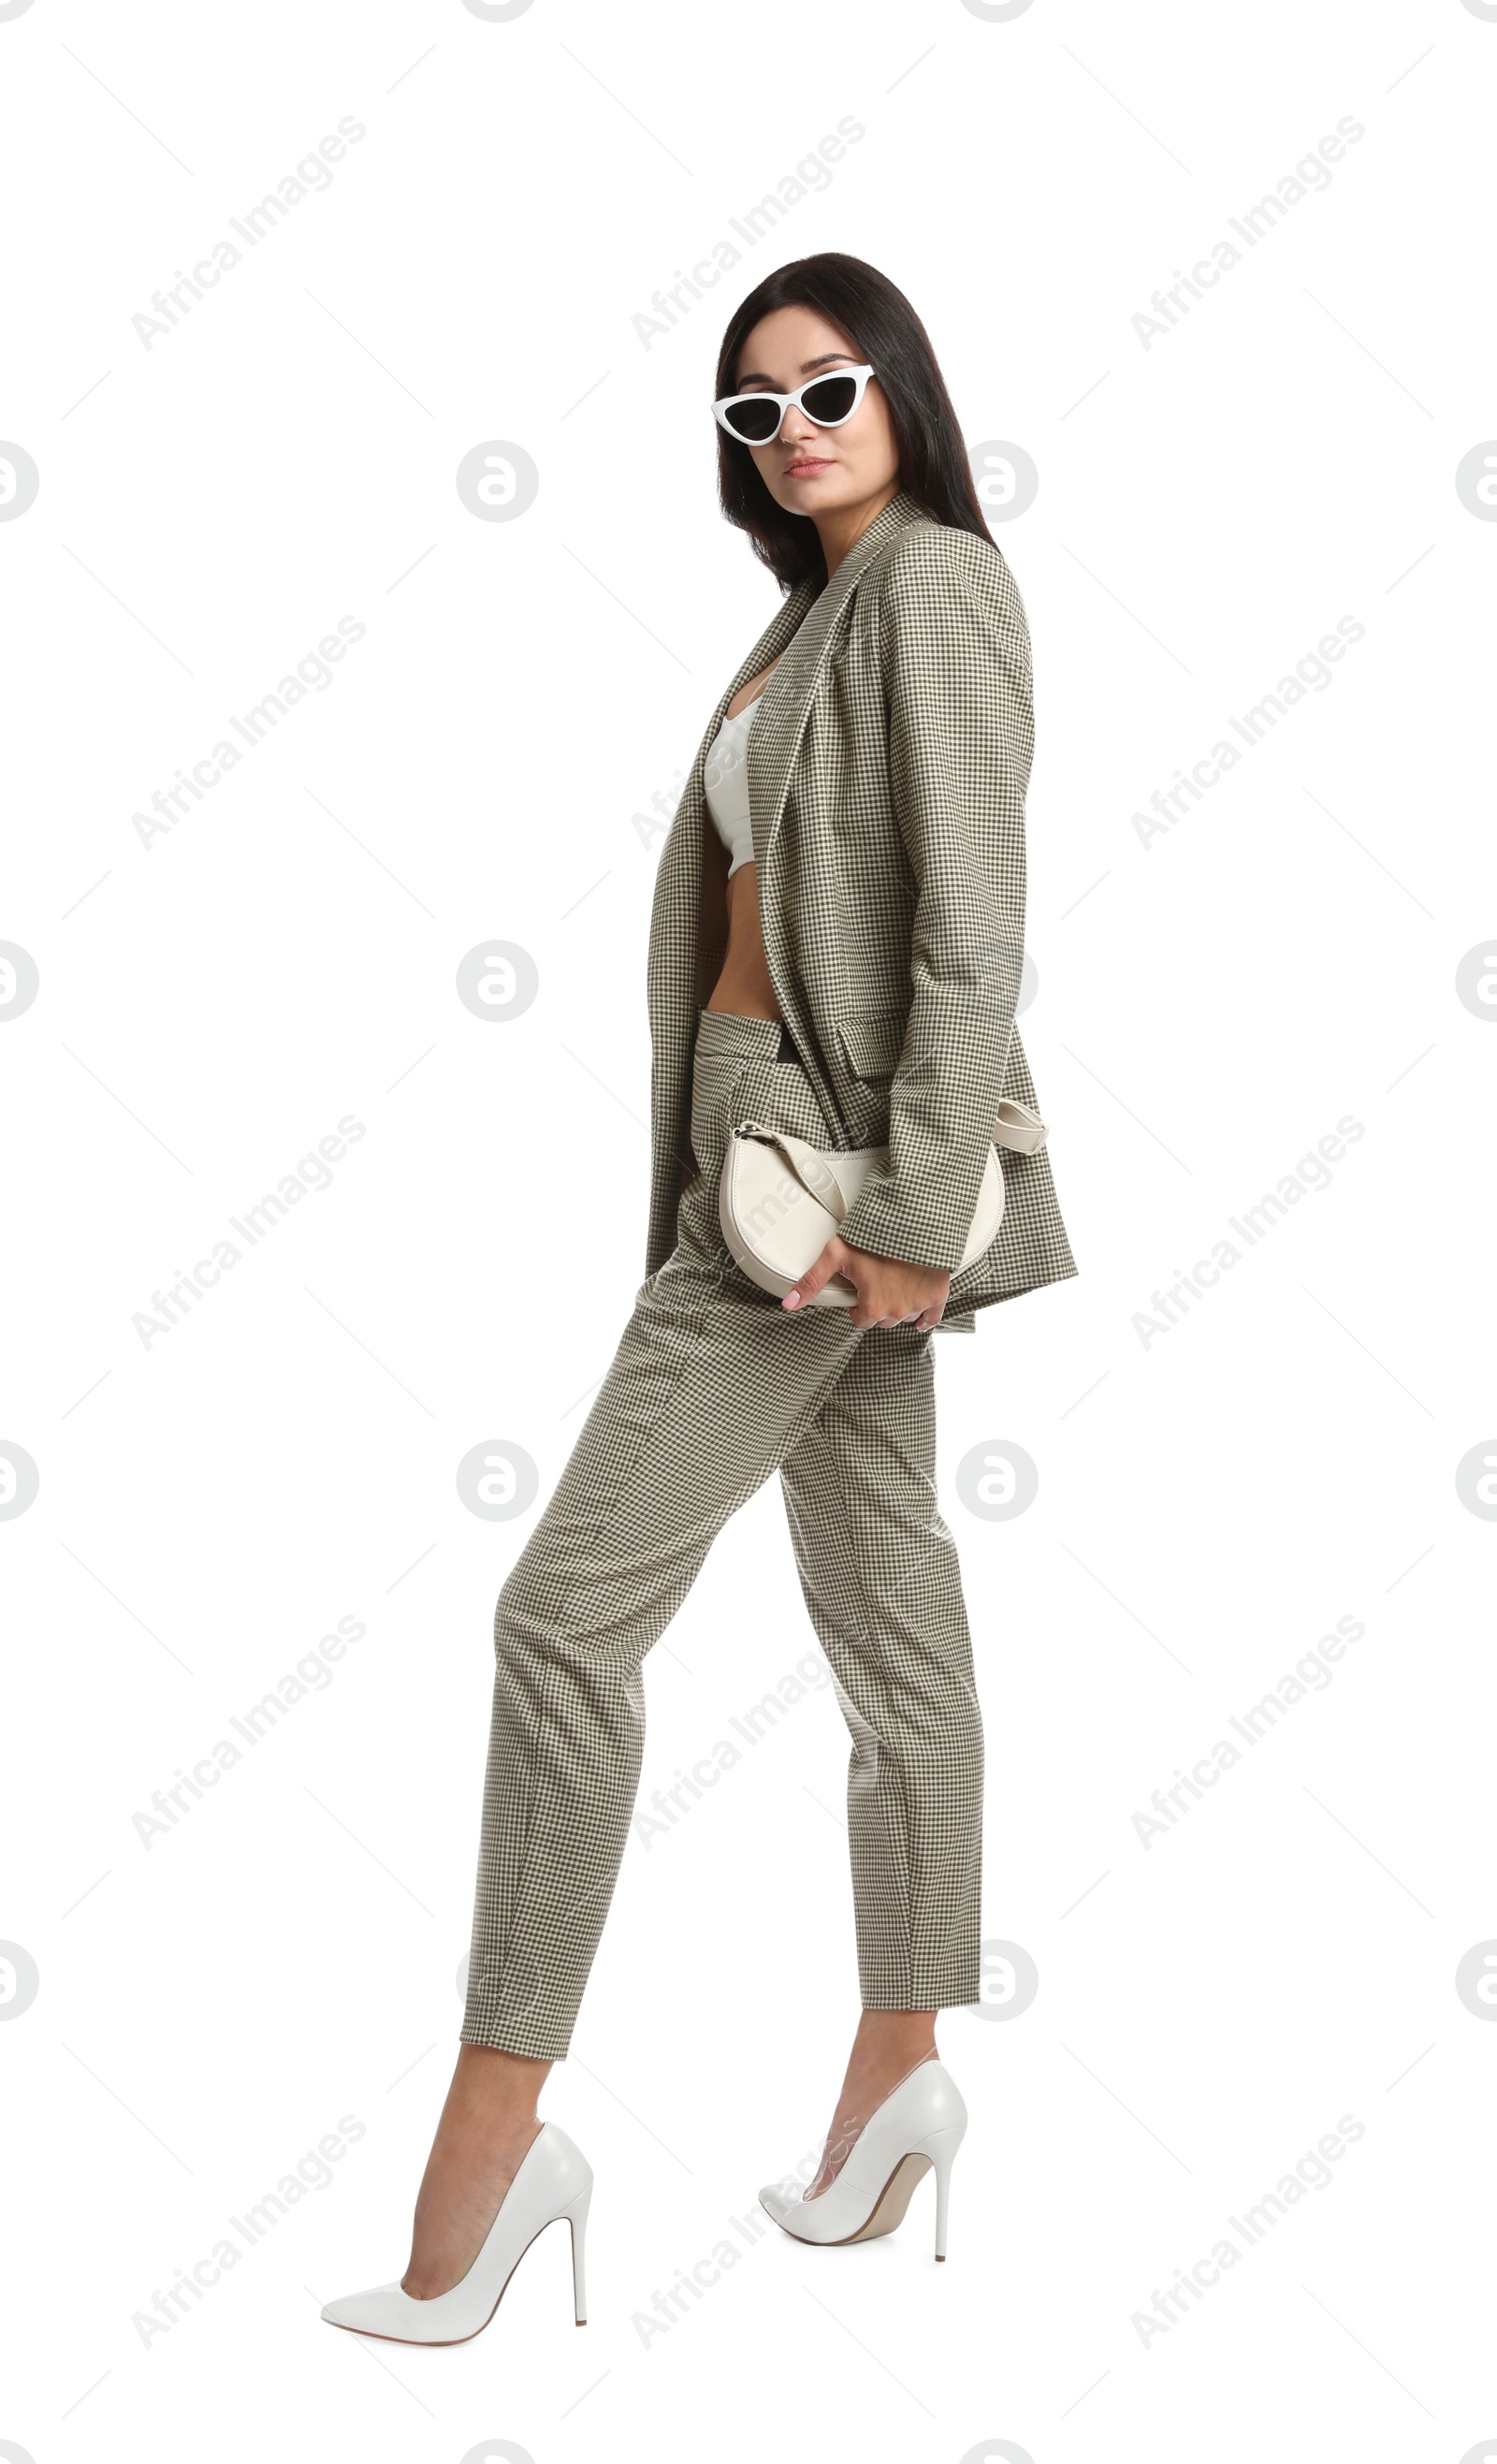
[644,487,1079,1334]
[461,1010,982,2061]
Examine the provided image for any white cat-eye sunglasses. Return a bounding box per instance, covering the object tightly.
[712,362,877,446]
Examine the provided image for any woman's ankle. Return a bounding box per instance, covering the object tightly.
[850,2008,938,2076]
[444,2042,552,2132]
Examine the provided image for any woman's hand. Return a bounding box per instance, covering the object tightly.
[783,1237,951,1332]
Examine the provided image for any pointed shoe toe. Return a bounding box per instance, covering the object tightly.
[756,2179,842,2245]
[321,2282,432,2339]
[756,2180,803,2230]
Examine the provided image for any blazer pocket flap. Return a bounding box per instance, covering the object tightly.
[834,1009,907,1080]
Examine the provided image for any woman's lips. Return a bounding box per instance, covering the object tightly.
[784,458,834,477]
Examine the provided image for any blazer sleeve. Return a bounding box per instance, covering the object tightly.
[834,528,1034,1276]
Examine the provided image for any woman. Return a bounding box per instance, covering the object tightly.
[323,253,1077,2346]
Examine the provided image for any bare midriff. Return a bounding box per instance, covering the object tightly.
[704,655,785,1021]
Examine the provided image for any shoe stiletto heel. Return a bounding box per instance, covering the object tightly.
[758,2059,968,2256]
[916,2122,964,2259]
[320,2121,594,2346]
[563,2181,591,2325]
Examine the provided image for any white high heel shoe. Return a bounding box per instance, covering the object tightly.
[759,2057,967,2258]
[321,2121,593,2345]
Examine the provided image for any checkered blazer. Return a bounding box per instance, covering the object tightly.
[645,487,1078,1328]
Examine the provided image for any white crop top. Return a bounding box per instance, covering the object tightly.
[703,691,765,878]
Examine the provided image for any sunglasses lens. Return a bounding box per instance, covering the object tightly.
[802,373,859,426]
[723,396,781,444]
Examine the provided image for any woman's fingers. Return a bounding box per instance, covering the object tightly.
[781,1237,852,1311]
[783,1241,948,1332]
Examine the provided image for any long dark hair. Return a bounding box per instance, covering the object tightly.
[713,253,995,592]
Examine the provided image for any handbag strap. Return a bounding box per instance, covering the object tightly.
[992,1098,1048,1155]
[732,1123,850,1218]
[734,1097,1049,1210]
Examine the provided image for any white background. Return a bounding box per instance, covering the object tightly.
[2,2,1493,2459]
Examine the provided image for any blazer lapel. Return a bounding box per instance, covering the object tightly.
[650,576,818,1024]
[747,488,932,880]
[651,488,934,1098]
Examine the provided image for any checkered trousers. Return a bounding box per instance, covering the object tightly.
[460,1009,984,2061]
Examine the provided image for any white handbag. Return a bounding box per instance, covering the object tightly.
[718,1100,1049,1308]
